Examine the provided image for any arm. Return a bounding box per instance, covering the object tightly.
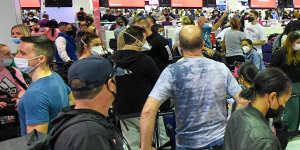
[140,97,161,150]
[225,65,246,106]
[55,37,71,62]
[253,26,267,46]
[203,47,215,56]
[23,91,51,134]
[252,54,262,70]
[253,41,267,46]
[212,13,228,31]
[27,123,48,134]
[141,68,173,150]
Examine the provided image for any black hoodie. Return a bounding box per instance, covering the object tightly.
[112,50,160,116]
[51,106,123,150]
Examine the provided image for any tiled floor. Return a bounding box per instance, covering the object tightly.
[286,136,300,150]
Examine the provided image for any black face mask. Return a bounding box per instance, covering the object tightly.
[248,17,255,22]
[266,106,284,118]
[266,96,285,118]
[34,28,40,32]
[66,31,74,36]
[78,31,87,37]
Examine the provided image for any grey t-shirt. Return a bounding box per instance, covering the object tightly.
[225,29,246,57]
[149,57,242,149]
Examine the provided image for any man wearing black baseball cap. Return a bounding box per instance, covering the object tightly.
[52,56,124,150]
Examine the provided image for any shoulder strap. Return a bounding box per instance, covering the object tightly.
[6,66,27,90]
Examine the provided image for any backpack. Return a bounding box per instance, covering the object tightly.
[0,112,128,150]
[272,34,283,54]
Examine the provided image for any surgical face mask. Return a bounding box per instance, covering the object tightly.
[140,41,151,51]
[11,38,22,44]
[14,56,41,73]
[242,46,251,53]
[159,32,164,37]
[1,58,13,67]
[293,43,300,51]
[90,46,105,56]
[203,23,210,29]
[124,32,151,51]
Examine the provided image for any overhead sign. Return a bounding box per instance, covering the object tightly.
[20,0,40,8]
[295,0,300,8]
[171,0,203,8]
[108,0,145,7]
[250,0,276,8]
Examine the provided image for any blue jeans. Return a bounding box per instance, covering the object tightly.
[176,138,224,150]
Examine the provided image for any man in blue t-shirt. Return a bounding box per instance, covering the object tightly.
[197,12,228,56]
[14,36,73,136]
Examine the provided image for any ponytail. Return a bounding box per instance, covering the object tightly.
[240,87,256,101]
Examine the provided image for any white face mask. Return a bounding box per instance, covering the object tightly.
[124,32,152,51]
[294,43,300,51]
[242,46,251,53]
[14,56,41,73]
[140,41,152,51]
[90,46,105,56]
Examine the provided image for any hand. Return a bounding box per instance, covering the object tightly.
[223,12,229,17]
[0,102,7,108]
[204,48,215,56]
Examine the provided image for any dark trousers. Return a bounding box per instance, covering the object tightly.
[225,55,245,71]
[0,124,20,141]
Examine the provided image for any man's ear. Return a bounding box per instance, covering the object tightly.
[39,55,47,64]
[107,78,116,92]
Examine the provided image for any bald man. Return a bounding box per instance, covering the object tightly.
[140,25,243,150]
[198,12,228,56]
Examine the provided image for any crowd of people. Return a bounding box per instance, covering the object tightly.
[0,6,300,150]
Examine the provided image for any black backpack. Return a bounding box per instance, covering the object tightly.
[0,113,128,150]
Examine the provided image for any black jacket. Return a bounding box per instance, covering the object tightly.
[146,32,172,71]
[52,106,123,150]
[224,105,281,150]
[112,50,160,116]
[271,48,300,83]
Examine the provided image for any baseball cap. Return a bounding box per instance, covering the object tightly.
[68,56,124,91]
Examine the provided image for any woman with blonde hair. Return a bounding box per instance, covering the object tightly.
[11,24,30,44]
[173,16,194,50]
[271,31,300,132]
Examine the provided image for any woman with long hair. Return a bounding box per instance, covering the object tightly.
[271,31,300,132]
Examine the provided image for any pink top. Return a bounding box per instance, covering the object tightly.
[44,27,60,41]
[0,67,26,98]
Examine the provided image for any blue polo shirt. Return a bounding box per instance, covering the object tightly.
[18,72,70,136]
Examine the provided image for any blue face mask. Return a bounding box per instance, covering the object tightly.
[203,23,210,29]
[11,38,22,44]
[1,58,13,67]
